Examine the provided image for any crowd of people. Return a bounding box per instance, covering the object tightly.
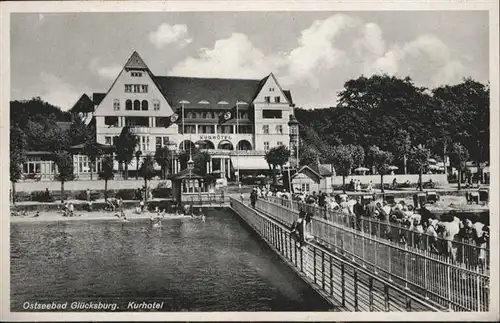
[250,187,489,269]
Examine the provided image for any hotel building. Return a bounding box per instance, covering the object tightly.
[68,51,298,179]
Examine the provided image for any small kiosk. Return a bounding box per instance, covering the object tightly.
[172,157,213,207]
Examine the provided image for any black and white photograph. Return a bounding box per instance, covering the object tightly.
[1,0,499,321]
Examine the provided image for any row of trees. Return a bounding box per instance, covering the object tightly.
[296,75,489,182]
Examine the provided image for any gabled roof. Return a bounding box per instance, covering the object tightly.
[125,51,149,70]
[292,165,323,179]
[283,90,293,104]
[154,76,263,109]
[92,51,294,111]
[312,164,334,177]
[93,93,106,106]
[70,94,94,113]
[174,167,205,180]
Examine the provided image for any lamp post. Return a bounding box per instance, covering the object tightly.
[288,113,299,169]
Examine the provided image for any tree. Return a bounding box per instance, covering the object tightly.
[298,145,320,167]
[53,151,74,202]
[351,145,365,168]
[392,129,411,174]
[449,143,469,190]
[264,145,290,184]
[178,148,211,175]
[10,125,26,205]
[82,138,103,181]
[114,126,138,180]
[408,144,430,191]
[193,151,211,175]
[155,147,171,179]
[369,146,393,193]
[329,145,356,193]
[68,117,91,146]
[100,156,114,202]
[139,155,156,202]
[135,150,142,180]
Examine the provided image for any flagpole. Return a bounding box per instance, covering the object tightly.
[236,101,240,185]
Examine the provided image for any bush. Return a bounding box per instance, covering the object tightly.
[152,187,171,198]
[115,189,139,200]
[30,190,55,202]
[75,190,101,201]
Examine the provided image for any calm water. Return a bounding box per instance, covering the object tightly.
[11,208,332,311]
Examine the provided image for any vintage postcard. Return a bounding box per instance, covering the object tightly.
[1,0,499,321]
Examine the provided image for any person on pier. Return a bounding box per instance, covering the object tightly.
[291,210,306,247]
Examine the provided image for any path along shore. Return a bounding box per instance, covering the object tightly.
[11,211,196,223]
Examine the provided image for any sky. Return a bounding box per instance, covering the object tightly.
[10,11,489,110]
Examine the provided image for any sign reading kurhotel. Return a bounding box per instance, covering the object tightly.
[199,135,232,141]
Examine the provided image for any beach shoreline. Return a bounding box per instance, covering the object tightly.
[10,211,198,223]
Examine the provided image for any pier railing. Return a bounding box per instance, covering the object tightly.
[231,198,442,312]
[265,196,490,272]
[254,197,490,312]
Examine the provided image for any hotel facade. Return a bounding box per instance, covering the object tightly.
[66,51,299,180]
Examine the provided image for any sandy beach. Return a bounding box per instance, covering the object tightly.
[10,211,199,223]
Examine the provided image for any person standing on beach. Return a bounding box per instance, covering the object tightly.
[68,203,74,217]
[118,198,125,218]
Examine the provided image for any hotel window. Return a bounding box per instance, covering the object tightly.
[156,137,162,150]
[237,125,252,134]
[131,72,142,77]
[105,136,112,145]
[113,136,119,145]
[238,111,248,119]
[153,100,160,111]
[264,96,271,103]
[301,183,310,192]
[217,125,233,134]
[125,84,148,93]
[198,125,215,134]
[162,137,169,147]
[183,125,196,134]
[275,96,280,103]
[125,116,149,127]
[126,99,132,110]
[269,87,275,92]
[113,99,120,111]
[133,100,140,111]
[141,100,148,111]
[277,141,283,146]
[263,125,269,134]
[263,109,282,119]
[104,116,119,127]
[276,125,283,134]
[139,136,150,151]
[264,141,270,151]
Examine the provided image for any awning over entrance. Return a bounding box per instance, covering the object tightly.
[230,155,269,170]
